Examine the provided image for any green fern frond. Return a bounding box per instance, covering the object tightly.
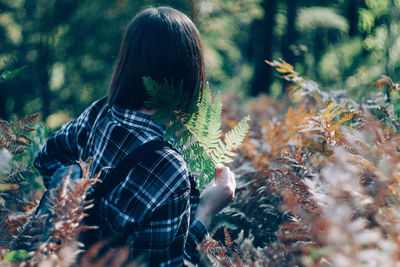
[187,85,221,148]
[164,119,185,142]
[208,116,250,165]
[207,93,223,144]
[187,87,209,140]
[173,129,192,148]
[143,77,188,124]
[143,77,250,186]
[222,115,250,154]
[142,77,161,108]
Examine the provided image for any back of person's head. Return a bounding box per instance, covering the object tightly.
[108,6,205,110]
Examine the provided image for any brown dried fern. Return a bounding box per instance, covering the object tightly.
[199,228,302,266]
[0,114,38,155]
[36,159,101,256]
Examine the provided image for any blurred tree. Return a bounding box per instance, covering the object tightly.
[249,0,278,96]
[188,0,200,23]
[281,0,297,65]
[196,0,262,94]
[296,7,348,80]
[2,0,400,124]
[346,0,362,36]
[0,0,190,126]
[280,0,298,94]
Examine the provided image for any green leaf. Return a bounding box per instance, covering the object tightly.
[3,250,32,262]
[165,119,185,141]
[224,115,250,151]
[0,66,27,83]
[143,76,250,187]
[308,247,322,260]
[0,183,19,191]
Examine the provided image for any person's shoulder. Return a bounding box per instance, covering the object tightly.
[77,96,109,123]
[139,143,190,193]
[87,96,108,113]
[157,145,188,175]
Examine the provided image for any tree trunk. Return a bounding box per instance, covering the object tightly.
[346,0,360,37]
[36,0,55,119]
[250,0,278,96]
[281,0,298,94]
[188,0,200,24]
[282,0,297,64]
[38,34,52,119]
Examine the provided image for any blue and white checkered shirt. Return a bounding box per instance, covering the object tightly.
[34,97,208,266]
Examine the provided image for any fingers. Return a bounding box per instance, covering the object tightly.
[218,166,229,182]
[223,167,235,187]
[216,166,229,183]
[228,169,235,199]
[198,167,237,219]
[216,168,222,182]
[220,167,236,200]
[215,166,236,200]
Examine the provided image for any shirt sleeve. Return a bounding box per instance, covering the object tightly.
[184,175,209,263]
[34,98,106,188]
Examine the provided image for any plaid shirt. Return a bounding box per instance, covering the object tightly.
[34,97,208,266]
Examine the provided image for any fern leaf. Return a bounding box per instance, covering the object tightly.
[209,115,250,165]
[164,119,185,142]
[224,115,251,152]
[173,129,191,148]
[207,92,222,144]
[143,77,250,186]
[187,85,221,148]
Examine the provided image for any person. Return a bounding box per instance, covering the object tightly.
[34,6,236,266]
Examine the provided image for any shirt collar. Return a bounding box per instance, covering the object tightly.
[110,104,166,139]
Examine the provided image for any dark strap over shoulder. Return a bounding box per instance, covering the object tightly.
[90,139,168,202]
[81,139,170,249]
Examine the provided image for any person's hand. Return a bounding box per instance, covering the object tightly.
[195,166,236,227]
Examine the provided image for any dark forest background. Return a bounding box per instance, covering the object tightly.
[1,0,399,128]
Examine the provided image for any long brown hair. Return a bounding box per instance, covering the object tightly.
[108,6,205,110]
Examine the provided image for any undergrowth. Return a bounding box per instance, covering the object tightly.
[199,60,400,266]
[2,60,400,266]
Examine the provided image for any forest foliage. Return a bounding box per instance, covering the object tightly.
[1,61,400,266]
[3,0,400,266]
[2,0,400,128]
[199,62,400,266]
[143,77,250,185]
